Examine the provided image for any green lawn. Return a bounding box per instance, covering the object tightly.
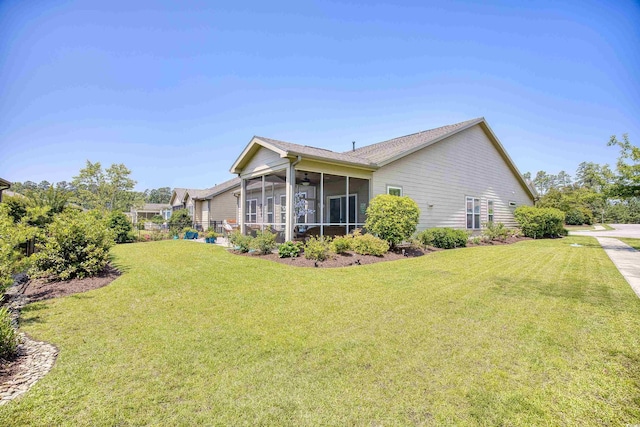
[2,237,640,425]
[620,238,640,250]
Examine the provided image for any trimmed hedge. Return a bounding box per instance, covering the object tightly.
[417,228,469,249]
[351,233,389,256]
[514,206,566,238]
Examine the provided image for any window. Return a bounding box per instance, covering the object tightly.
[246,199,257,223]
[266,197,274,224]
[187,205,194,217]
[466,197,480,229]
[487,200,494,223]
[387,185,403,196]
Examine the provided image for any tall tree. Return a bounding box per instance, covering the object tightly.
[72,161,140,211]
[608,133,640,198]
[145,187,172,204]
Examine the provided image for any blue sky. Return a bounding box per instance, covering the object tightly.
[1,0,638,191]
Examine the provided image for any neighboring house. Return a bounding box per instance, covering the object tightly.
[130,203,172,225]
[0,178,10,202]
[168,178,241,230]
[230,117,536,241]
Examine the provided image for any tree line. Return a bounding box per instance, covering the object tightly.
[523,134,639,224]
[9,160,173,212]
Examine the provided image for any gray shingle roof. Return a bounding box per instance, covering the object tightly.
[349,118,483,164]
[255,136,376,167]
[253,118,482,168]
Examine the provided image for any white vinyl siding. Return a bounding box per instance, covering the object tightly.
[371,125,533,230]
[210,190,239,222]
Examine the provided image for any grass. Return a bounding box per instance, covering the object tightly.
[1,237,640,425]
[619,238,640,250]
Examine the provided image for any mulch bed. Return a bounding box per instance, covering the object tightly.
[233,236,531,268]
[235,246,437,268]
[22,264,121,303]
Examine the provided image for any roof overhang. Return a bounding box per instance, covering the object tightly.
[0,178,11,191]
[230,137,377,175]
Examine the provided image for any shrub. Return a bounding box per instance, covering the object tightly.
[30,210,115,280]
[0,205,40,294]
[365,194,420,247]
[514,206,566,238]
[331,235,353,254]
[108,210,134,243]
[352,233,389,256]
[0,307,17,360]
[482,222,510,242]
[417,228,469,249]
[304,236,333,261]
[278,241,303,258]
[565,208,593,225]
[229,230,252,253]
[251,230,277,255]
[168,208,192,231]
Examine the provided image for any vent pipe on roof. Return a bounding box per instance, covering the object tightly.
[352,141,355,152]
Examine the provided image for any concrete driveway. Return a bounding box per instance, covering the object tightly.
[569,224,640,238]
[570,224,640,298]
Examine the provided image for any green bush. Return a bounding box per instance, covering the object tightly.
[0,205,39,294]
[365,194,420,247]
[108,210,134,243]
[482,222,510,242]
[0,307,17,360]
[304,236,333,261]
[168,208,192,231]
[251,230,277,255]
[565,208,593,225]
[331,235,353,254]
[351,233,389,256]
[229,230,252,253]
[30,210,115,280]
[417,228,469,249]
[278,241,303,258]
[514,206,566,238]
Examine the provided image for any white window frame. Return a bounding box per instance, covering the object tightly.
[246,199,257,224]
[266,197,274,224]
[487,200,494,223]
[466,196,481,230]
[386,185,403,196]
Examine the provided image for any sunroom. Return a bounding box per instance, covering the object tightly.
[230,137,377,242]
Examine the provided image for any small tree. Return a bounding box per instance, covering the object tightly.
[108,210,135,243]
[168,209,192,234]
[365,194,420,247]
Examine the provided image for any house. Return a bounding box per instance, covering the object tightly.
[0,178,10,202]
[230,117,536,241]
[129,203,172,225]
[168,178,241,231]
